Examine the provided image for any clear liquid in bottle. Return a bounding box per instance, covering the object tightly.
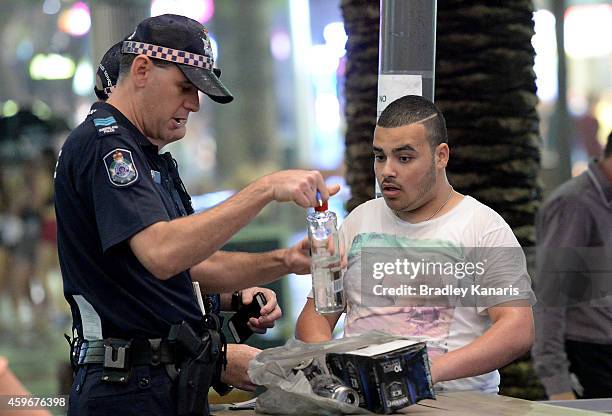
[307,199,345,314]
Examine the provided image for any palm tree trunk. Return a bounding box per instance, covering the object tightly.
[436,0,541,247]
[340,0,380,212]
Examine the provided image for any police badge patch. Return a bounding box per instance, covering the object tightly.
[103,148,138,186]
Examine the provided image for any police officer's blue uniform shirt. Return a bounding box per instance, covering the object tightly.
[55,101,207,340]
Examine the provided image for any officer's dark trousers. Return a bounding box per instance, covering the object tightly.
[68,364,177,415]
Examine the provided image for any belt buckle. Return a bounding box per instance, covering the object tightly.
[149,338,162,366]
[102,339,131,383]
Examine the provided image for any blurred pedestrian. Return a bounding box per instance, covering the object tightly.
[533,131,612,399]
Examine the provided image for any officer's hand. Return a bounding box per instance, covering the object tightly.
[241,287,282,333]
[221,344,260,391]
[261,170,341,208]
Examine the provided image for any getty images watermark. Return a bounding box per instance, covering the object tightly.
[358,246,536,308]
[356,245,612,308]
[370,257,520,298]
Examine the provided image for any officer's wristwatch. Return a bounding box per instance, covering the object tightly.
[231,291,242,311]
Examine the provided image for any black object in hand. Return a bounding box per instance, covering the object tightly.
[228,292,267,343]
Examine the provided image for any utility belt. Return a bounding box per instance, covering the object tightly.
[76,338,175,369]
[68,319,227,416]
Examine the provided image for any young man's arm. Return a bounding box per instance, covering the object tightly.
[297,299,533,383]
[429,301,534,384]
[295,298,343,342]
[130,170,339,280]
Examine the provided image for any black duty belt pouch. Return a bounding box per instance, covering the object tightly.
[102,339,132,383]
[169,321,221,416]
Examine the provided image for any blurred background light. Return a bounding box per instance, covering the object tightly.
[314,93,340,132]
[270,29,292,61]
[196,136,217,172]
[192,190,236,212]
[308,44,340,75]
[209,34,219,61]
[72,60,94,96]
[42,0,61,15]
[58,2,91,37]
[565,4,612,59]
[3,100,19,117]
[151,0,215,24]
[322,21,347,58]
[532,9,558,102]
[29,54,76,80]
[32,100,52,120]
[16,39,34,61]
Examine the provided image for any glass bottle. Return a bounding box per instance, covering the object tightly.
[307,198,345,314]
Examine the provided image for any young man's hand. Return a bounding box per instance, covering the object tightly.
[283,237,311,275]
[284,236,347,275]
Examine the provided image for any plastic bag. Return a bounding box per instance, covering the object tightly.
[248,332,410,415]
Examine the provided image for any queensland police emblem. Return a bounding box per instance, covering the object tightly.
[103,148,138,186]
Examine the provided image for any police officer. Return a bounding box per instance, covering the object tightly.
[55,14,338,416]
[94,32,283,396]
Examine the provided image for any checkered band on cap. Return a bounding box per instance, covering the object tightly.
[104,85,116,96]
[122,41,214,70]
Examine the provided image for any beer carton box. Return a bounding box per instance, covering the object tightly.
[326,339,435,414]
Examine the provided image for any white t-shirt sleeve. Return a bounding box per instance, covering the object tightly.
[473,216,536,314]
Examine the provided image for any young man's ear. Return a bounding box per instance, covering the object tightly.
[436,143,450,168]
[130,55,152,88]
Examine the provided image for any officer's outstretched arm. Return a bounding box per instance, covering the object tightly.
[130,170,339,280]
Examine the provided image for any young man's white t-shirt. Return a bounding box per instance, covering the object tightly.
[328,195,535,393]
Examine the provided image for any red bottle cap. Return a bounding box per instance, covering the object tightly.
[315,200,328,212]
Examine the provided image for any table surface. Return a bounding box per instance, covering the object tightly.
[212,391,607,416]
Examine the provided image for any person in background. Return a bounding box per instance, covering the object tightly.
[1,161,41,340]
[0,356,52,416]
[532,131,612,399]
[573,94,602,161]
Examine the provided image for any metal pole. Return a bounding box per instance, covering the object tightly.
[549,0,572,186]
[289,0,315,169]
[376,0,437,196]
[377,0,437,119]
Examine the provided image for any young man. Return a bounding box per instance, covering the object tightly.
[55,14,338,415]
[296,95,535,393]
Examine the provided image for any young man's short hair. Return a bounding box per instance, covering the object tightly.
[377,95,448,149]
[605,130,612,158]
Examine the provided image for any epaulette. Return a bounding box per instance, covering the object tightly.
[90,108,121,137]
